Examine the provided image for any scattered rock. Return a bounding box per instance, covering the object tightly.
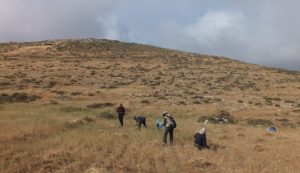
[198,110,237,124]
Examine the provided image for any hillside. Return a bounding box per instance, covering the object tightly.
[0,39,300,173]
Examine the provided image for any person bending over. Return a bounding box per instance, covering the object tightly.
[133,115,146,130]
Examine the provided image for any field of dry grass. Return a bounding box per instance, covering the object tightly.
[0,39,300,173]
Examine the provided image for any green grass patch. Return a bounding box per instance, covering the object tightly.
[247,119,273,126]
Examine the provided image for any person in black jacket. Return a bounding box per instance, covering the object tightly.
[162,111,176,144]
[133,115,146,130]
[116,104,125,126]
[194,128,209,150]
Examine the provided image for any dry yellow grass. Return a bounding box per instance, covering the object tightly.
[0,39,300,173]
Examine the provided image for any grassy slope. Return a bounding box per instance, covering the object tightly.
[0,39,300,173]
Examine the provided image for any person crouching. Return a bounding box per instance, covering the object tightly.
[194,128,209,150]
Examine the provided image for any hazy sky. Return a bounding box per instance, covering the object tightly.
[0,0,299,70]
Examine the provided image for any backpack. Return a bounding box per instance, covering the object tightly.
[171,118,177,128]
[166,116,176,128]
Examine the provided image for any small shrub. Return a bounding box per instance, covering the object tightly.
[99,111,115,119]
[247,119,273,126]
[202,98,212,104]
[140,100,150,104]
[285,100,295,103]
[214,98,222,102]
[281,122,296,128]
[254,102,263,106]
[70,92,82,96]
[149,81,160,86]
[293,109,300,113]
[177,101,186,105]
[60,106,82,112]
[264,97,281,101]
[0,92,41,103]
[192,100,201,104]
[276,118,289,122]
[265,101,272,105]
[83,116,95,123]
[70,79,78,83]
[87,102,114,109]
[154,76,161,80]
[222,86,232,91]
[64,116,95,129]
[156,96,167,100]
[183,90,195,95]
[107,85,117,89]
[47,81,57,88]
[90,70,96,75]
[87,92,95,96]
[49,100,58,105]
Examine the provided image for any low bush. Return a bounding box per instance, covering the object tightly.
[87,102,114,109]
[0,92,41,103]
[99,111,115,119]
[247,119,273,126]
[140,100,150,104]
[60,106,83,112]
[192,100,201,104]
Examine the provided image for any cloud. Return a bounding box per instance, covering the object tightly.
[0,0,121,41]
[0,0,299,70]
[153,1,300,70]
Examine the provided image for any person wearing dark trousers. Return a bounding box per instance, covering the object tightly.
[162,111,176,144]
[117,104,125,126]
[163,126,174,144]
[133,115,146,130]
[194,128,209,150]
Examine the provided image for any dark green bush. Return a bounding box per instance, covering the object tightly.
[140,100,150,104]
[87,102,114,109]
[99,111,115,119]
[60,106,82,112]
[247,119,273,126]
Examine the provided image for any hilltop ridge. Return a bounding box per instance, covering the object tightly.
[1,39,299,112]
